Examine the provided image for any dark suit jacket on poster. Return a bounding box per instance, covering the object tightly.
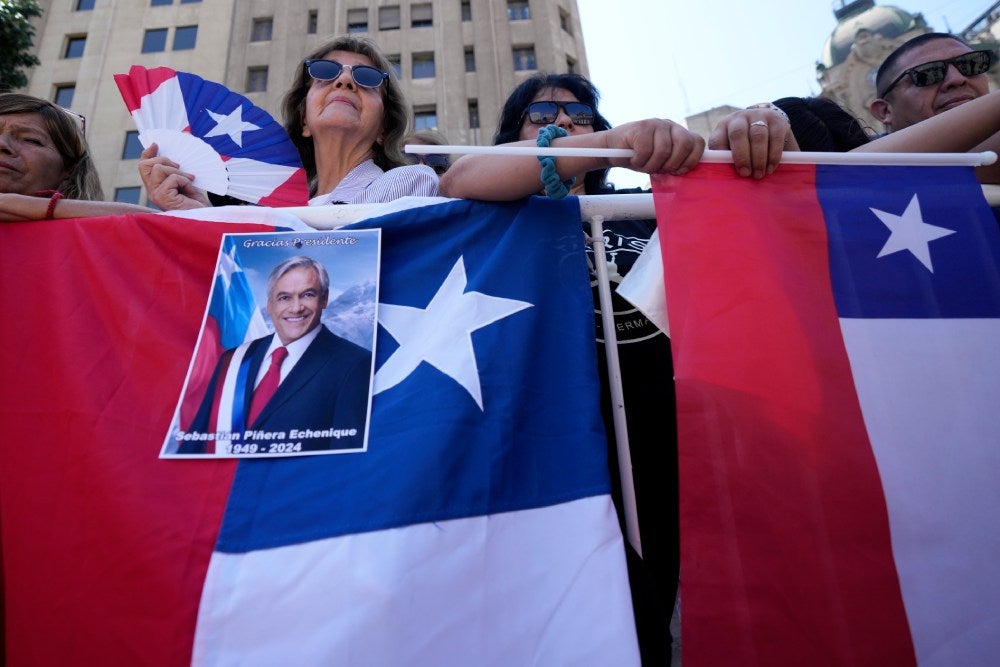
[182,325,371,453]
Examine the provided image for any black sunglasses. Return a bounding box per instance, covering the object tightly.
[406,153,449,174]
[304,59,390,89]
[522,101,595,126]
[879,50,994,98]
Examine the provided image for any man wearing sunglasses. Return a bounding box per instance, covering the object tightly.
[870,32,994,133]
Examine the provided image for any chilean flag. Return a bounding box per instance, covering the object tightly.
[0,199,637,665]
[655,163,1000,666]
[178,236,270,428]
[114,65,309,206]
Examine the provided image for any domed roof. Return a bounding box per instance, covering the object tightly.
[820,4,925,69]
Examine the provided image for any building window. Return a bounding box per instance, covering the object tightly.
[379,6,400,30]
[246,67,268,93]
[461,1,471,21]
[76,0,95,10]
[151,0,171,5]
[464,47,475,73]
[251,17,273,42]
[560,9,571,33]
[347,8,367,33]
[173,25,198,50]
[308,10,318,34]
[64,36,86,58]
[114,187,143,204]
[468,100,479,129]
[54,85,75,108]
[412,53,435,79]
[567,57,576,74]
[413,106,437,131]
[122,131,143,159]
[141,28,167,53]
[507,0,530,20]
[387,55,402,79]
[411,3,432,27]
[512,46,536,71]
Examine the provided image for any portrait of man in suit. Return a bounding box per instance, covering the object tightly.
[176,255,372,456]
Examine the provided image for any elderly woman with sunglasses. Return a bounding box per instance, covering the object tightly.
[0,93,150,220]
[139,36,437,210]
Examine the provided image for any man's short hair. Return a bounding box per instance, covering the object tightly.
[875,32,972,97]
[266,256,330,301]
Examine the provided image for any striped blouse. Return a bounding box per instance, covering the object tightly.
[308,160,439,206]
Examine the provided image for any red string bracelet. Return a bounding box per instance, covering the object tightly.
[45,191,65,218]
[34,190,65,218]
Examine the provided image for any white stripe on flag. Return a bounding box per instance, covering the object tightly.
[133,75,187,132]
[225,157,302,186]
[614,228,670,337]
[213,341,252,445]
[192,495,638,666]
[841,317,1000,666]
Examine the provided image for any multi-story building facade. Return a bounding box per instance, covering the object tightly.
[22,0,589,204]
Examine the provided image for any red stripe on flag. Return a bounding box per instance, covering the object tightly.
[114,65,177,113]
[181,316,222,429]
[654,164,915,666]
[256,169,310,208]
[0,214,271,665]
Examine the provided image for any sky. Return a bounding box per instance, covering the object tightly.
[575,0,997,187]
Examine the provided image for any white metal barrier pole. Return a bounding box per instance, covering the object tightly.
[407,145,999,167]
[588,213,642,558]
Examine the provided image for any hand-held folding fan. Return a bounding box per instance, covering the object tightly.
[114,65,309,207]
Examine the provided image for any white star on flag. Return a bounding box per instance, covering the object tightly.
[374,257,533,410]
[870,194,955,272]
[204,106,261,147]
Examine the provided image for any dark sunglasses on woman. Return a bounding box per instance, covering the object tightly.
[304,59,390,89]
[522,101,595,126]
[879,50,994,98]
[405,153,449,175]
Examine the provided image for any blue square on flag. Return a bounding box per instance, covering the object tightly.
[818,165,1000,318]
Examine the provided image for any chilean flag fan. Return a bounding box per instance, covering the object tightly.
[115,65,309,207]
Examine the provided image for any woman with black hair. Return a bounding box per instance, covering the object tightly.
[489,72,618,194]
[440,73,704,200]
[440,72,794,200]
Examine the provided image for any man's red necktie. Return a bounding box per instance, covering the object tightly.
[247,346,288,426]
